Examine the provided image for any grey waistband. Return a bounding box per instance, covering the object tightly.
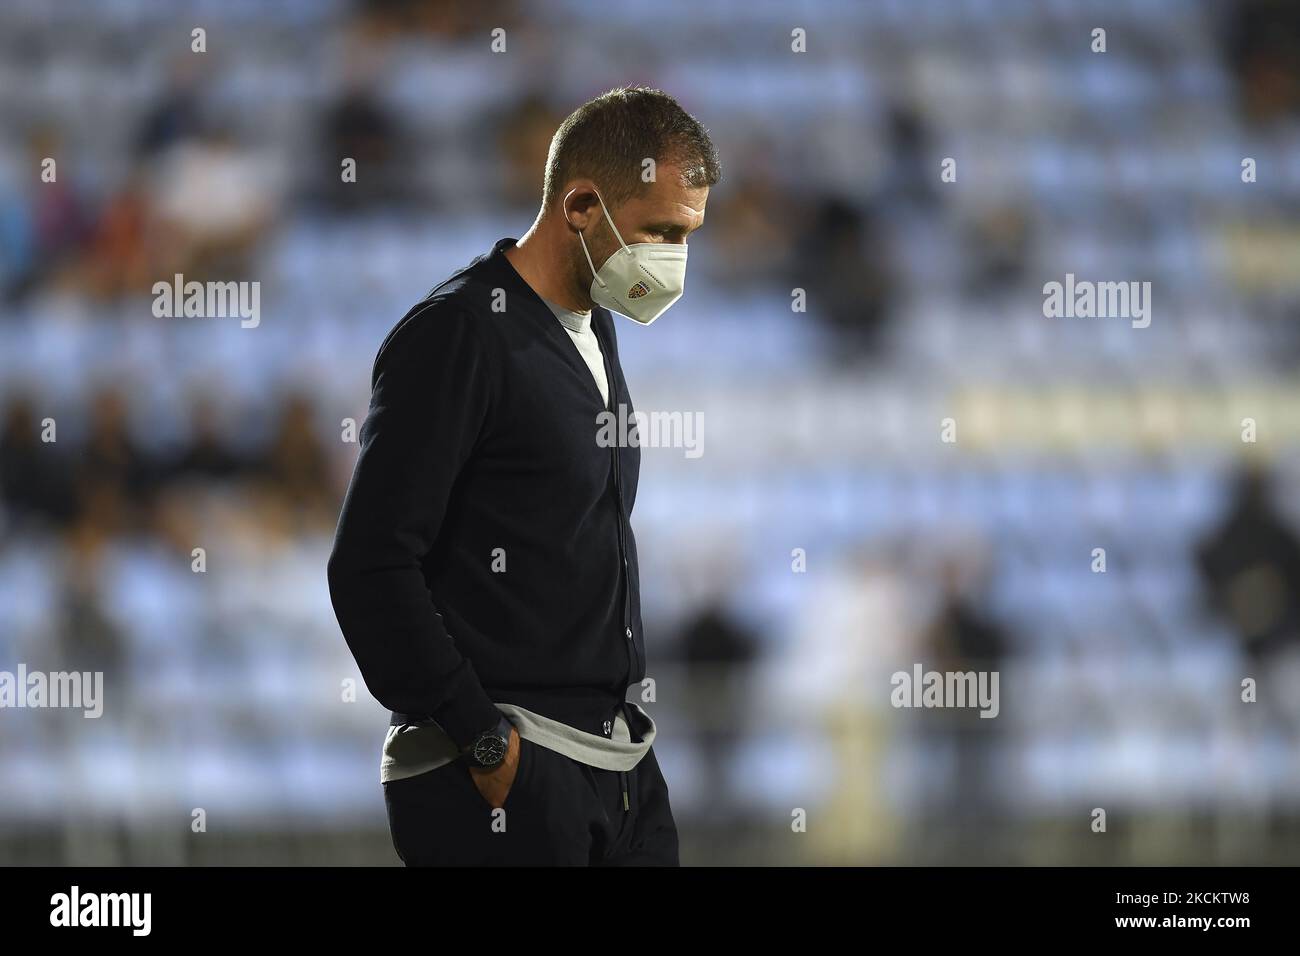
[380,702,656,784]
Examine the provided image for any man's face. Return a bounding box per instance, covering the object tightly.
[568,162,708,295]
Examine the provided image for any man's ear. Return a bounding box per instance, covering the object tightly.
[562,182,602,232]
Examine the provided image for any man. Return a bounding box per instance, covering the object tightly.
[327,87,719,866]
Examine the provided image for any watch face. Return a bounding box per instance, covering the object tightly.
[473,734,507,767]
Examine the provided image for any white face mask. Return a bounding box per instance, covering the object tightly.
[576,190,688,325]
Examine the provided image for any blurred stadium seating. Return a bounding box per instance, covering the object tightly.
[2,0,1300,864]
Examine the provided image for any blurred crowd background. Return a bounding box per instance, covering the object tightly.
[3,0,1300,865]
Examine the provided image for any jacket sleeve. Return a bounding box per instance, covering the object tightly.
[326,303,501,750]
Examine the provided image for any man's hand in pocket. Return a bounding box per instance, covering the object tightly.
[468,727,521,809]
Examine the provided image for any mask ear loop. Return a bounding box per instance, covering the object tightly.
[574,188,630,291]
[594,188,632,252]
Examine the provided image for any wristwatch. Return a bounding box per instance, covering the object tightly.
[462,714,514,769]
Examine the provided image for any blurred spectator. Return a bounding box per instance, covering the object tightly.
[710,162,797,286]
[880,101,938,210]
[494,93,565,211]
[56,522,126,681]
[961,204,1032,300]
[317,81,409,211]
[256,393,336,526]
[1224,0,1300,124]
[134,56,209,159]
[167,392,247,484]
[73,387,157,535]
[1196,463,1300,662]
[1,127,90,303]
[0,391,75,528]
[920,552,1012,831]
[78,170,157,300]
[674,602,759,823]
[357,0,522,38]
[788,194,896,361]
[149,128,282,278]
[780,545,917,863]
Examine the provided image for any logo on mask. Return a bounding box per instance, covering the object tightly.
[627,281,650,299]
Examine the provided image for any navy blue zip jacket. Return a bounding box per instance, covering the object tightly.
[327,237,644,750]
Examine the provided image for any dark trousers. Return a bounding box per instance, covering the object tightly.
[383,739,679,866]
